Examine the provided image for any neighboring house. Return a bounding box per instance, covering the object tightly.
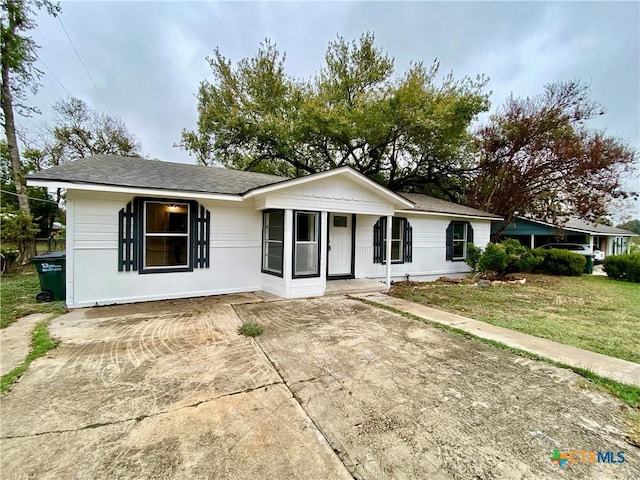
[492,217,635,255]
[28,155,500,308]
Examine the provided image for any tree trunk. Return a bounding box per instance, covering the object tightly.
[1,11,36,262]
[1,19,30,215]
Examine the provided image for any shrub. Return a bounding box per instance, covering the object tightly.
[603,253,640,283]
[534,249,586,276]
[473,239,542,276]
[477,243,508,274]
[465,243,483,270]
[0,249,20,274]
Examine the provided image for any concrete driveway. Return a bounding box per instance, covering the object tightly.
[1,295,638,479]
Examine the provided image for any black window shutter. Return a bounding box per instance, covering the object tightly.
[373,217,386,264]
[403,219,413,263]
[446,222,454,261]
[467,222,474,245]
[194,204,211,268]
[118,200,138,271]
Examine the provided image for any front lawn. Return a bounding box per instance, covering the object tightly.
[390,275,640,364]
[0,271,66,328]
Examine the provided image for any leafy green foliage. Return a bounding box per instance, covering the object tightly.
[465,242,482,270]
[0,207,39,262]
[474,239,542,276]
[181,32,489,197]
[617,219,640,235]
[603,253,640,283]
[238,321,264,337]
[534,249,586,276]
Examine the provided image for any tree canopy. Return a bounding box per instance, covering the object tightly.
[466,81,637,235]
[181,33,490,197]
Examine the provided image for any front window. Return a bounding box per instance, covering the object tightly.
[294,211,319,277]
[452,222,467,260]
[263,210,284,275]
[385,217,404,263]
[144,202,190,268]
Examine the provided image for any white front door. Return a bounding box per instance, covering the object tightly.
[328,213,353,277]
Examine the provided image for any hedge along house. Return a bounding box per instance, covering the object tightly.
[28,156,500,308]
[492,217,636,255]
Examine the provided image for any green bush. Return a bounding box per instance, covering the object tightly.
[473,239,542,276]
[465,243,483,270]
[534,249,586,276]
[477,242,508,274]
[603,253,640,283]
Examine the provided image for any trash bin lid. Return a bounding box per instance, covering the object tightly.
[31,251,66,261]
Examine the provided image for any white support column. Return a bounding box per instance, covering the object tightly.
[530,234,535,249]
[386,215,392,290]
[283,209,293,298]
[588,234,594,253]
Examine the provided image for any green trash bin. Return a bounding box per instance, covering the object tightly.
[31,251,66,302]
[584,254,594,275]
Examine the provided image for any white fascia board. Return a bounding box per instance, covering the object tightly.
[395,209,499,221]
[27,180,244,202]
[243,167,415,209]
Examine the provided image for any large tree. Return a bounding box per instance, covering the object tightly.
[45,96,142,163]
[466,81,637,236]
[181,33,489,197]
[1,0,59,215]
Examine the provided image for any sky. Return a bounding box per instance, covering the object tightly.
[19,0,640,216]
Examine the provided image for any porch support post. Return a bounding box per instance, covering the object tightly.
[530,234,535,249]
[386,214,392,290]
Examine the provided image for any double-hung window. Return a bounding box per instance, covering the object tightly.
[118,198,210,273]
[144,201,190,269]
[294,211,320,277]
[263,210,284,276]
[387,217,404,263]
[446,221,474,261]
[373,216,412,264]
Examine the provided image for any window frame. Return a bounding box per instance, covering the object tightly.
[292,210,321,278]
[262,209,285,277]
[138,198,196,274]
[451,221,468,261]
[384,217,405,264]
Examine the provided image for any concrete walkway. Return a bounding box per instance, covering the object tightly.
[0,313,50,376]
[352,293,640,388]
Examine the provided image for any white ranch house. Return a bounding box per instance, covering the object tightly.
[28,156,500,308]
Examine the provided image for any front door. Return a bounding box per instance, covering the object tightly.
[328,213,353,277]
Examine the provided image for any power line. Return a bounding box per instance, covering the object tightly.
[57,16,115,118]
[38,56,72,97]
[1,189,59,205]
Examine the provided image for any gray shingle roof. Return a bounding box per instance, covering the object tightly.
[399,193,502,219]
[546,217,635,236]
[27,155,286,195]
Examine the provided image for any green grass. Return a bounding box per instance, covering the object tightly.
[238,321,264,337]
[391,274,640,363]
[1,271,66,328]
[1,319,58,394]
[356,297,640,408]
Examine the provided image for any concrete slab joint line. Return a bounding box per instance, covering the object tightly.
[350,293,640,388]
[249,336,356,479]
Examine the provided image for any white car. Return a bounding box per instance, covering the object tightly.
[538,243,604,263]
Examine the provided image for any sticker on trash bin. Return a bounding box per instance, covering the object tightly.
[40,262,62,272]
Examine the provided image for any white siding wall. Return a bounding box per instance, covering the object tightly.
[254,176,395,216]
[67,190,262,307]
[355,213,492,281]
